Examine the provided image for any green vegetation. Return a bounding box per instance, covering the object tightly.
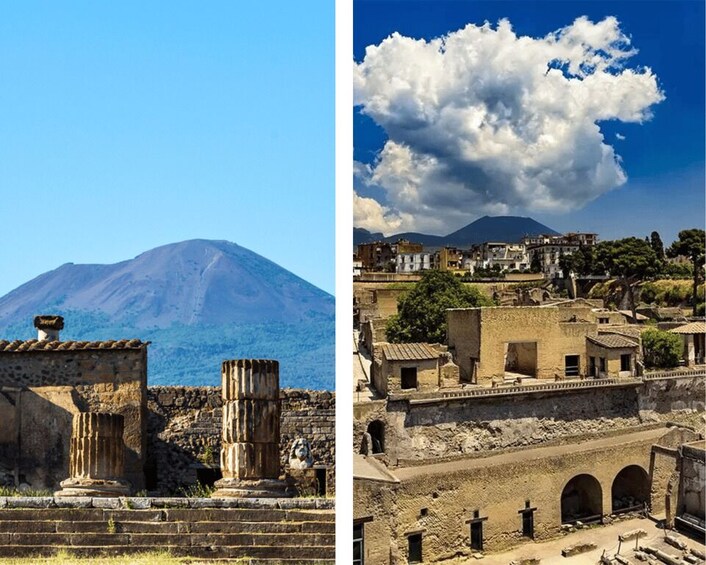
[0,486,52,497]
[642,328,683,369]
[1,309,334,389]
[197,445,215,466]
[106,517,117,534]
[386,270,493,343]
[639,280,702,306]
[668,229,705,316]
[177,481,215,498]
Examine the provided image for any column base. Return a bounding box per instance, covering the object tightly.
[55,478,131,498]
[211,477,290,498]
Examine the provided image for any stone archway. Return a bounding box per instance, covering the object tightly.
[367,420,385,454]
[612,465,650,513]
[561,474,603,524]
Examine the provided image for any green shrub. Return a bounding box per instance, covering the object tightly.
[642,328,683,369]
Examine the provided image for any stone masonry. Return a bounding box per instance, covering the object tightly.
[56,412,130,497]
[145,386,335,495]
[212,359,288,497]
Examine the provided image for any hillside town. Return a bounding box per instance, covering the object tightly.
[355,231,598,279]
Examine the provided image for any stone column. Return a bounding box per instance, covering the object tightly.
[212,359,288,498]
[55,413,130,497]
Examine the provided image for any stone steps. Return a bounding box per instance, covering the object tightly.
[0,544,336,560]
[0,519,335,534]
[0,504,335,562]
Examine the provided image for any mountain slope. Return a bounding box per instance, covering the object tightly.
[0,240,334,389]
[353,216,559,247]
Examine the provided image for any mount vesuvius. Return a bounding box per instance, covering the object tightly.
[0,240,334,389]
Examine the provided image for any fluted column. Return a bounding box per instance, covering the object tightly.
[212,359,289,498]
[55,413,130,497]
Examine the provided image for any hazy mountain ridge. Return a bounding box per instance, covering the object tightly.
[0,240,334,389]
[354,216,560,247]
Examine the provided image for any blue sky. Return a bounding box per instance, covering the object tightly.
[354,0,705,245]
[0,2,333,296]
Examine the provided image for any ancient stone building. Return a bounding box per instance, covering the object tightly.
[446,306,639,384]
[0,316,336,496]
[0,317,148,490]
[354,302,704,564]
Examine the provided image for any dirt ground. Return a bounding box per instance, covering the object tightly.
[450,517,704,565]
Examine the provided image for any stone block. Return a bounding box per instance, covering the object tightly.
[6,497,53,508]
[562,542,598,557]
[53,496,93,508]
[91,497,121,509]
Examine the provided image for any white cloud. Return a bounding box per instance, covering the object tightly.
[616,133,626,140]
[354,16,664,234]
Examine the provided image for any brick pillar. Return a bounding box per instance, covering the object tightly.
[212,359,289,498]
[55,413,130,497]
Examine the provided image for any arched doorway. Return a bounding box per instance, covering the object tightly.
[561,474,603,524]
[612,465,650,513]
[367,420,384,454]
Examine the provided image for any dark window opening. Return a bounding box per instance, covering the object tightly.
[401,367,418,390]
[316,467,327,497]
[144,461,158,491]
[620,354,631,372]
[599,317,609,324]
[599,357,607,373]
[408,533,422,563]
[367,420,385,454]
[353,523,364,565]
[522,511,534,539]
[565,355,580,377]
[196,467,222,488]
[420,508,428,517]
[470,521,483,551]
[589,357,596,377]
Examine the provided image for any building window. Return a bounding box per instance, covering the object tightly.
[353,523,364,565]
[589,356,596,377]
[401,367,418,390]
[565,355,580,377]
[408,533,422,563]
[467,511,488,551]
[470,521,483,550]
[598,317,609,324]
[620,354,631,372]
[599,357,606,373]
[519,500,536,539]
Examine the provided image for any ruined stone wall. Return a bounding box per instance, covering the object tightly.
[354,375,705,463]
[379,386,644,462]
[0,349,147,491]
[680,443,705,518]
[358,428,663,562]
[146,386,335,495]
[639,374,706,425]
[354,479,399,565]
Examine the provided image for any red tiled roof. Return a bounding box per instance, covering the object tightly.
[381,343,439,361]
[0,339,148,352]
[587,334,638,349]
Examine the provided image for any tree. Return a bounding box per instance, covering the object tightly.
[650,231,665,261]
[386,270,493,343]
[642,328,683,369]
[667,229,705,316]
[593,238,660,321]
[529,253,542,274]
[558,245,594,278]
